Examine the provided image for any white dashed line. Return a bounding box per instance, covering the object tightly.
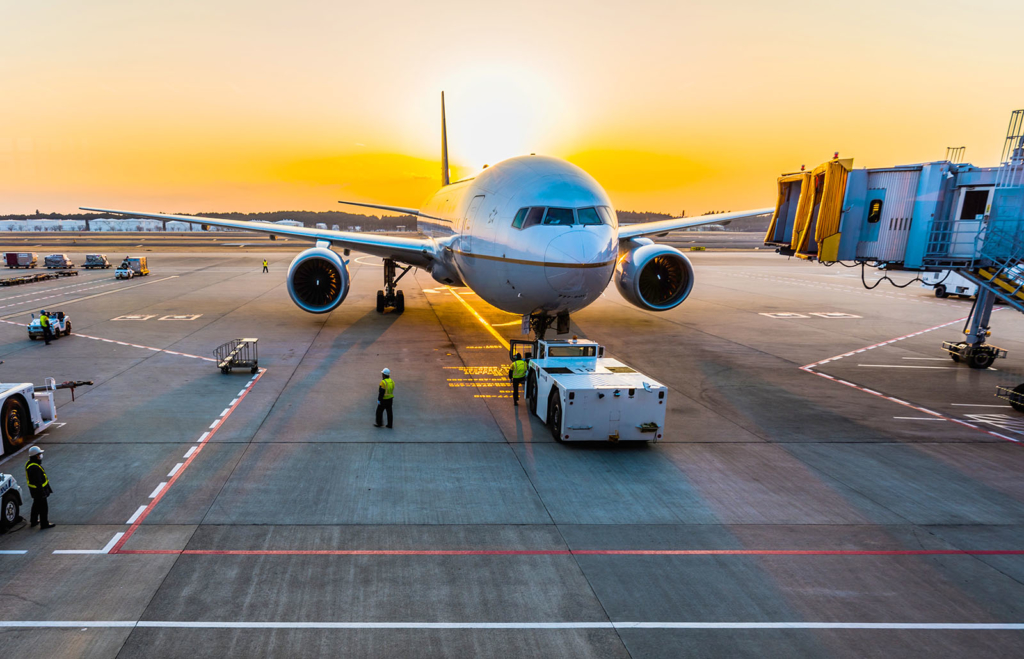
[184,447,197,458]
[148,482,167,499]
[126,506,148,525]
[197,432,210,443]
[167,463,183,477]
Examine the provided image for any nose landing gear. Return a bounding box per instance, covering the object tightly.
[377,258,410,314]
[528,311,571,339]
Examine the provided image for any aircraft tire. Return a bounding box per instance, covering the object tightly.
[395,290,405,313]
[376,290,385,313]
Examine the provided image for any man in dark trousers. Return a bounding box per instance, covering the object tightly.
[262,259,269,273]
[374,368,394,428]
[509,353,528,406]
[39,310,52,345]
[25,446,54,529]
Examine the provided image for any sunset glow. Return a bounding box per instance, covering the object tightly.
[1,0,1022,216]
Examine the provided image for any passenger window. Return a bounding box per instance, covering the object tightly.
[577,207,602,225]
[596,206,617,228]
[512,208,528,229]
[867,199,883,223]
[543,208,575,226]
[522,207,544,229]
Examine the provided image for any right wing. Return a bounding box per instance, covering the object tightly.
[618,208,774,241]
[80,207,439,268]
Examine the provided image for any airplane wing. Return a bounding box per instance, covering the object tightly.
[617,208,774,241]
[79,207,439,268]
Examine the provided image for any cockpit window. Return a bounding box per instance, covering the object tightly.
[596,206,616,228]
[512,208,528,229]
[523,207,545,229]
[577,207,602,225]
[543,208,575,226]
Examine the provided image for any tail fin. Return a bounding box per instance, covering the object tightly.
[441,91,450,186]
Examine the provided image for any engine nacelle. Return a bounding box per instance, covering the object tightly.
[286,247,351,314]
[615,243,694,311]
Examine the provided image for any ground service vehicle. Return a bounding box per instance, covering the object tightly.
[512,338,668,442]
[44,253,74,269]
[922,270,978,298]
[4,252,38,268]
[116,256,149,279]
[83,254,112,269]
[0,472,24,530]
[0,377,90,457]
[28,311,71,340]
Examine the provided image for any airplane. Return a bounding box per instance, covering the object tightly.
[83,93,770,338]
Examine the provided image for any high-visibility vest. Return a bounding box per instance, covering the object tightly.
[25,461,48,489]
[380,378,395,399]
[39,315,48,328]
[263,260,267,266]
[511,359,528,379]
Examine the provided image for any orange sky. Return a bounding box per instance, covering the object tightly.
[1,1,1022,216]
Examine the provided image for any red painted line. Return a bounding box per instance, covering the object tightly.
[110,368,267,554]
[801,316,968,369]
[113,548,1024,557]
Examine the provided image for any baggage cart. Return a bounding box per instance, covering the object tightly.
[214,338,259,374]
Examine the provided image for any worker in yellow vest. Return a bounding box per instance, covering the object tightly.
[39,310,52,345]
[374,368,395,428]
[509,353,528,406]
[262,259,269,273]
[25,446,55,529]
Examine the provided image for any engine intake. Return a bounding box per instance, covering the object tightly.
[615,243,694,311]
[286,247,350,313]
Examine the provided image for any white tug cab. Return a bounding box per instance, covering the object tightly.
[512,337,668,442]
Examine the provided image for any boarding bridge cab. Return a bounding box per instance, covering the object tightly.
[510,338,667,442]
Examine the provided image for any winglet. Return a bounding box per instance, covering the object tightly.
[441,91,450,187]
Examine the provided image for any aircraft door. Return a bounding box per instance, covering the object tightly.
[462,195,485,253]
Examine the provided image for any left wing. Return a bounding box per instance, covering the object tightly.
[618,208,774,241]
[80,207,439,268]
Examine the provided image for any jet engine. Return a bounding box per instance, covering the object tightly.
[286,247,351,313]
[615,242,694,311]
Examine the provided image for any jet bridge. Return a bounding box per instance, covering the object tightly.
[765,110,1024,394]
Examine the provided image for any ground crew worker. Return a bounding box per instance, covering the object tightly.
[509,353,528,406]
[39,310,52,345]
[374,368,395,428]
[262,259,269,273]
[25,446,54,529]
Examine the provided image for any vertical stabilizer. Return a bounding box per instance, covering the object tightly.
[441,92,451,186]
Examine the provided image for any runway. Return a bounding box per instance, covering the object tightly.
[0,242,1022,658]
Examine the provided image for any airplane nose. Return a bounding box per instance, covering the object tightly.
[544,230,613,296]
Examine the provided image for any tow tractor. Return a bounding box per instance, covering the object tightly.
[27,311,71,340]
[511,337,668,442]
[1,374,92,456]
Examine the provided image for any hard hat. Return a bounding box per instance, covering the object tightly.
[28,446,43,456]
[381,368,390,376]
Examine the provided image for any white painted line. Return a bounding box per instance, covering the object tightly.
[147,347,161,351]
[858,364,958,369]
[208,420,219,429]
[219,408,230,417]
[197,432,210,443]
[126,505,148,525]
[901,357,949,361]
[229,398,239,406]
[0,620,1022,630]
[167,463,183,477]
[53,532,124,555]
[0,550,28,555]
[101,533,124,553]
[951,404,1013,408]
[893,417,947,421]
[184,447,197,458]
[238,389,248,397]
[887,397,909,405]
[861,388,881,396]
[148,482,167,499]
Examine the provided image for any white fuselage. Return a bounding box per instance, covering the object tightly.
[416,155,619,315]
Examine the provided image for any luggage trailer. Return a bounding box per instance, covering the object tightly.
[511,338,668,442]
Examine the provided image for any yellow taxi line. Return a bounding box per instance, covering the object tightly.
[444,287,511,350]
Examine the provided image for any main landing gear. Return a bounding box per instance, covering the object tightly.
[376,258,410,314]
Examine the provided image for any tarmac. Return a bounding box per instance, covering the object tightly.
[0,239,1022,658]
